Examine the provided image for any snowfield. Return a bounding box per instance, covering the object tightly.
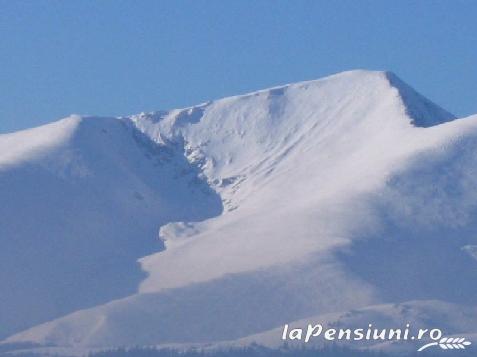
[1,70,476,354]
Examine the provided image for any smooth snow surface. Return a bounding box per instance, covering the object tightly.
[1,70,476,353]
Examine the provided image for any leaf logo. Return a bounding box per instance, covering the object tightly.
[418,337,472,352]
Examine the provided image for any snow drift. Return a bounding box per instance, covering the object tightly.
[1,70,477,354]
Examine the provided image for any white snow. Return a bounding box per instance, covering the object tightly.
[0,115,81,168]
[1,70,477,354]
[0,115,221,339]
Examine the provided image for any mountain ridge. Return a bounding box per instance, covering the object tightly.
[1,70,477,354]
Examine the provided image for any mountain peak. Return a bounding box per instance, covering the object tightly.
[3,70,477,354]
[174,70,455,129]
[290,70,455,128]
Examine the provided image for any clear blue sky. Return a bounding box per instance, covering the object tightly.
[0,0,476,133]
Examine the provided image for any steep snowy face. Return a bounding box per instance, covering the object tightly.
[131,71,453,198]
[129,70,457,293]
[2,70,477,351]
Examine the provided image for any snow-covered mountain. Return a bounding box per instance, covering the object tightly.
[1,70,477,354]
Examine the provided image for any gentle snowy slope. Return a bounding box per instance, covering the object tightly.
[1,70,477,354]
[0,117,221,339]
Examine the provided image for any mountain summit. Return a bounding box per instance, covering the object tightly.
[1,71,477,354]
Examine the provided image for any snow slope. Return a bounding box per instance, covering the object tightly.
[0,116,221,339]
[1,70,477,353]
